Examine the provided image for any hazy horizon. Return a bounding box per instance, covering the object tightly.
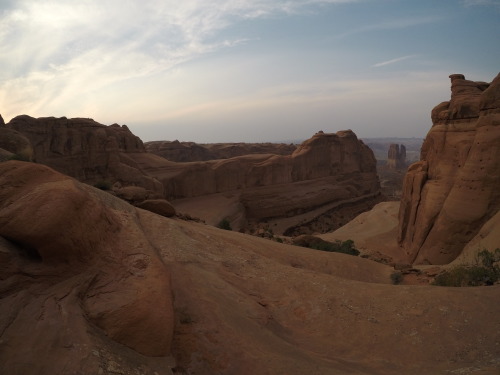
[1,0,499,143]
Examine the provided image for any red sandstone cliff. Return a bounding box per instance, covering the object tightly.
[1,114,380,234]
[398,73,500,265]
[138,130,381,231]
[5,115,164,197]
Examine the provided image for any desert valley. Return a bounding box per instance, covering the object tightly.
[0,72,499,375]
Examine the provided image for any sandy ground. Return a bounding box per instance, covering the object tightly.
[319,201,408,264]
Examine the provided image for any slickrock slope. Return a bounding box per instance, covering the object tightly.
[4,115,164,197]
[398,73,500,265]
[141,130,381,233]
[0,161,175,374]
[1,161,499,374]
[145,140,296,162]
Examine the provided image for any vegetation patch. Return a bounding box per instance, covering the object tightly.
[93,180,112,191]
[432,249,500,287]
[5,153,30,162]
[217,218,232,231]
[390,271,403,285]
[294,235,360,256]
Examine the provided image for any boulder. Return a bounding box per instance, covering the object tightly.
[137,199,176,217]
[116,185,149,202]
[398,73,500,264]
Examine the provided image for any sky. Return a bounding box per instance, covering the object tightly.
[0,0,499,142]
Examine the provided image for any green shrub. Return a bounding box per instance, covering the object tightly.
[433,249,500,287]
[6,153,30,162]
[390,271,403,285]
[309,239,359,256]
[217,218,232,231]
[93,180,112,190]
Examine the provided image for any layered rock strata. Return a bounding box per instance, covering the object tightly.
[1,114,379,234]
[141,130,381,229]
[398,73,500,264]
[4,115,163,197]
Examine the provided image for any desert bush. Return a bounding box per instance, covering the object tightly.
[432,249,500,287]
[217,218,232,231]
[309,239,360,256]
[6,153,30,162]
[93,180,112,191]
[390,271,403,285]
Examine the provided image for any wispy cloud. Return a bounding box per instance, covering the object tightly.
[372,55,418,68]
[334,15,444,39]
[0,0,361,121]
[461,0,500,7]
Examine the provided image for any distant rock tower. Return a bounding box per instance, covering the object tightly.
[387,144,406,169]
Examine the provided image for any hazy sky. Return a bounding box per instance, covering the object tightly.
[1,0,499,142]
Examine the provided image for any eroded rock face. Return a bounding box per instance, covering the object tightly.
[6,115,163,197]
[398,73,500,264]
[0,161,174,374]
[143,130,381,231]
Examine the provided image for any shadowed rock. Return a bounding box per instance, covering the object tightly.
[398,73,500,264]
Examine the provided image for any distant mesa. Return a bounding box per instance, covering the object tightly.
[398,72,500,264]
[145,139,297,162]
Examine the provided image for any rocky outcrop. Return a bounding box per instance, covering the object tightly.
[387,143,406,169]
[141,130,381,232]
[1,161,500,374]
[145,140,296,162]
[5,115,164,197]
[0,161,174,374]
[398,73,500,264]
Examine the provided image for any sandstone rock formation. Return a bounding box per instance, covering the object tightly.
[4,115,164,197]
[1,161,499,374]
[142,130,381,233]
[398,73,500,264]
[0,161,174,374]
[387,143,406,169]
[145,140,296,162]
[1,114,379,235]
